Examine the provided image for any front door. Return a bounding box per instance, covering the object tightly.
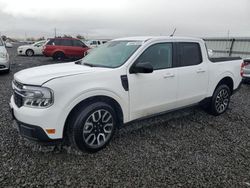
[128,42,178,121]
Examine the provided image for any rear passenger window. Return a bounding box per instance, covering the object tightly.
[53,39,62,45]
[60,39,73,46]
[179,42,202,66]
[135,43,172,70]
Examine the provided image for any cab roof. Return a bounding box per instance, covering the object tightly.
[113,36,203,43]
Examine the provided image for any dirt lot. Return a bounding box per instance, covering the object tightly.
[0,44,250,187]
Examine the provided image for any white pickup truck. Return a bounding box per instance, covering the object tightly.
[10,36,243,152]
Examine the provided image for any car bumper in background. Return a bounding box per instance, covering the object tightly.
[0,59,10,70]
[17,49,25,55]
[243,75,250,83]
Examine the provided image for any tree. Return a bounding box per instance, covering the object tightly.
[76,34,85,40]
[37,37,45,41]
[63,34,72,38]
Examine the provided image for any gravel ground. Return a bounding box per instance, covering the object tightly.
[0,44,250,187]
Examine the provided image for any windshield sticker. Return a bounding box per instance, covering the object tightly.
[126,42,142,46]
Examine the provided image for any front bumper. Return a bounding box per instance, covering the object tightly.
[10,95,64,141]
[17,49,25,55]
[10,102,62,143]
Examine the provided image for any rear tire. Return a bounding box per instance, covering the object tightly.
[209,84,231,116]
[26,49,34,57]
[53,52,65,60]
[68,102,117,153]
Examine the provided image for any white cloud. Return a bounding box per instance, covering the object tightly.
[0,0,249,38]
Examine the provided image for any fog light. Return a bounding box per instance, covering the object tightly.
[46,129,56,134]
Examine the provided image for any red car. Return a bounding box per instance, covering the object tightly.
[43,37,89,60]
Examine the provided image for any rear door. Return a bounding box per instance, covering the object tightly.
[175,42,209,107]
[60,39,74,57]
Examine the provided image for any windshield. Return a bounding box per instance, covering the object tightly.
[33,41,45,46]
[81,41,142,68]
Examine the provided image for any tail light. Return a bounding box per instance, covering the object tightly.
[241,60,250,77]
[240,62,244,77]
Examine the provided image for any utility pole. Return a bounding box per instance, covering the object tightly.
[54,28,57,37]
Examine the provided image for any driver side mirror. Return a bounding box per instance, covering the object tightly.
[130,62,154,74]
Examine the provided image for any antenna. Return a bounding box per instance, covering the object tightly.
[170,28,176,37]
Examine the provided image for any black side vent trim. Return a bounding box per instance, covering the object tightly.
[120,75,129,91]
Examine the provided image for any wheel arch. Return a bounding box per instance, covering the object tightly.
[214,76,234,95]
[52,50,65,57]
[25,49,34,55]
[63,95,124,139]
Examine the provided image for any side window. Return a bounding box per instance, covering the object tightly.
[53,39,61,45]
[91,41,97,45]
[179,42,202,66]
[135,43,173,70]
[47,39,55,45]
[97,41,101,45]
[73,40,86,47]
[60,39,73,46]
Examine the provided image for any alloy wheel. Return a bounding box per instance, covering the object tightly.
[215,89,229,113]
[83,109,114,148]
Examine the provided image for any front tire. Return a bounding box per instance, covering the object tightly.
[69,102,117,152]
[26,49,34,57]
[210,84,231,116]
[52,52,65,60]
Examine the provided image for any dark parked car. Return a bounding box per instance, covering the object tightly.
[43,37,89,60]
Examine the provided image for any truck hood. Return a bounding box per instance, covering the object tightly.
[18,45,32,49]
[14,62,108,85]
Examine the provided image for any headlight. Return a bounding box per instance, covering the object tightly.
[0,52,7,59]
[19,85,53,108]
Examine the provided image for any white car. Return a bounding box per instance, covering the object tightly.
[0,38,10,73]
[85,39,109,48]
[10,36,243,152]
[5,42,13,48]
[17,40,46,56]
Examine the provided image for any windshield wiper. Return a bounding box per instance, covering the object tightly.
[82,62,113,68]
[75,60,82,64]
[83,62,96,67]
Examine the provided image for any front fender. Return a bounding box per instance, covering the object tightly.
[56,89,129,137]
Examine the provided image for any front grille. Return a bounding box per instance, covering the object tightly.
[14,92,23,108]
[0,65,6,69]
[13,80,23,90]
[13,80,24,108]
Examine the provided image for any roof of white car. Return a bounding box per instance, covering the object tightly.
[113,36,203,42]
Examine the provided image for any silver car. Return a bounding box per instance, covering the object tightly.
[0,37,10,73]
[243,59,250,83]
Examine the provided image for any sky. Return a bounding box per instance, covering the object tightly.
[0,0,249,39]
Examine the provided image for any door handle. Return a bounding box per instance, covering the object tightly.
[196,69,206,73]
[163,73,175,78]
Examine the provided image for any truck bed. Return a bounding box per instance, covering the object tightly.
[209,57,241,63]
